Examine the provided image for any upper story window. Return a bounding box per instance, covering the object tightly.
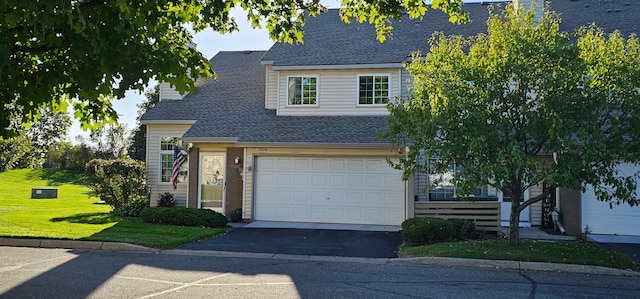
[160,137,188,184]
[287,76,317,105]
[358,75,389,105]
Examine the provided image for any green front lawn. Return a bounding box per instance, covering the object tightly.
[401,239,639,271]
[0,169,224,248]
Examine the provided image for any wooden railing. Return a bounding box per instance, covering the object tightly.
[414,201,501,232]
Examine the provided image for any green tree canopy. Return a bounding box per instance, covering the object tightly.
[1,0,467,138]
[0,105,71,171]
[383,4,640,244]
[128,84,160,162]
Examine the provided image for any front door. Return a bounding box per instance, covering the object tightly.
[199,152,226,214]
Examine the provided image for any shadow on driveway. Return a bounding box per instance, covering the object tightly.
[179,228,402,258]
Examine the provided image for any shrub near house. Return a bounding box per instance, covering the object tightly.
[85,158,148,216]
[140,207,228,228]
[402,217,477,245]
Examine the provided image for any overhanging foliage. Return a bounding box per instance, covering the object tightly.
[383,4,640,244]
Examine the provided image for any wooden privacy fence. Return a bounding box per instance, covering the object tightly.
[414,201,501,232]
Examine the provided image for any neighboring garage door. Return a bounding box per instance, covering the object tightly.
[582,163,640,236]
[254,156,405,226]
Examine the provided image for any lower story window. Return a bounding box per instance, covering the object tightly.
[415,158,489,201]
[160,137,188,183]
[427,159,459,200]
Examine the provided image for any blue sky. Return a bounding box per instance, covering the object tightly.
[67,0,505,142]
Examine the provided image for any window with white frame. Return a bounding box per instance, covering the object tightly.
[287,76,317,105]
[414,157,490,201]
[358,75,389,105]
[427,158,459,200]
[160,137,188,183]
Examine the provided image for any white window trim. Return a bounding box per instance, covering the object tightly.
[416,157,492,201]
[356,73,391,107]
[285,75,319,107]
[159,137,175,185]
[158,136,188,185]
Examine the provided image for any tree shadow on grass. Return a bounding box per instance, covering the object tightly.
[26,168,86,186]
[50,212,118,225]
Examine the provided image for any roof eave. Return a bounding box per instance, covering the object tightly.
[271,63,404,71]
[141,119,197,125]
[181,137,240,143]
[236,142,397,149]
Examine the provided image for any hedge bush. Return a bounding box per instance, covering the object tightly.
[140,207,228,228]
[447,218,477,240]
[112,198,150,217]
[85,158,146,209]
[401,217,477,245]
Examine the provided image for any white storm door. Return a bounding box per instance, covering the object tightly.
[500,189,530,227]
[199,152,226,214]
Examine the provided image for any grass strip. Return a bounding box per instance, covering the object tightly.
[401,239,639,271]
[0,169,224,249]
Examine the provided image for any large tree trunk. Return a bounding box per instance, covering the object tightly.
[508,200,521,245]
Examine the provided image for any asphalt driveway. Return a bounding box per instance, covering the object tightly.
[599,243,640,264]
[588,234,640,265]
[179,227,402,258]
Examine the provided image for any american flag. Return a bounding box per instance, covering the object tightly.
[172,145,187,190]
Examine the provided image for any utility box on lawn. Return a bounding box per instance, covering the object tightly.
[31,188,58,199]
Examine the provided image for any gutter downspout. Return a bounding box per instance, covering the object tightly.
[552,152,566,234]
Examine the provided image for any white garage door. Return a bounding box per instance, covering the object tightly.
[254,156,405,225]
[582,163,640,236]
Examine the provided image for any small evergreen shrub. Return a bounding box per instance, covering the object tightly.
[401,217,477,245]
[157,192,177,207]
[448,218,477,239]
[140,207,228,228]
[112,197,149,217]
[402,217,455,245]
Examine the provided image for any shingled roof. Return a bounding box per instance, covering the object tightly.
[141,1,639,145]
[261,1,639,67]
[260,7,488,66]
[141,51,391,145]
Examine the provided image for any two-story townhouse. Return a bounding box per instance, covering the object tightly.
[141,1,640,234]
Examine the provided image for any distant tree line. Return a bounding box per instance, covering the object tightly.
[1,85,158,172]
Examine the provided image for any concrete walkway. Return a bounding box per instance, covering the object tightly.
[502,227,576,241]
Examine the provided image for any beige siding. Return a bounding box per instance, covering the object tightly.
[400,68,413,100]
[243,147,405,221]
[265,65,278,110]
[159,82,186,100]
[275,68,402,116]
[146,124,192,207]
[529,184,543,226]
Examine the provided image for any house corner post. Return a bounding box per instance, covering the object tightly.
[187,147,199,208]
